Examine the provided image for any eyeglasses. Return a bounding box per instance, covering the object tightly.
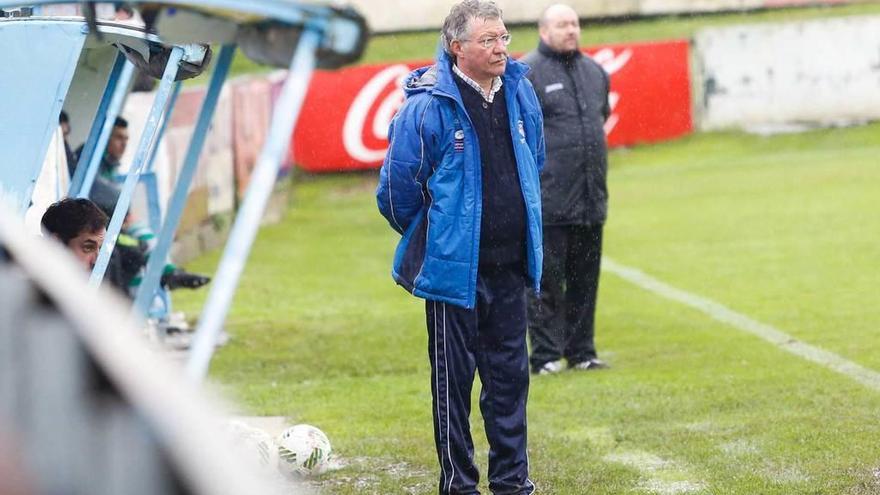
[464,33,512,49]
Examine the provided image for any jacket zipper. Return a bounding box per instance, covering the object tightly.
[564,62,591,145]
[432,88,482,309]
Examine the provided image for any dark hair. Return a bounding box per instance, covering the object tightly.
[113,2,134,15]
[59,110,69,124]
[114,116,128,128]
[41,198,109,245]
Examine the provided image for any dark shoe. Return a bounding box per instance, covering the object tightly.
[570,358,609,371]
[161,269,211,290]
[532,359,565,375]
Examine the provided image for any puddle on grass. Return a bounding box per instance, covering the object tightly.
[308,456,432,492]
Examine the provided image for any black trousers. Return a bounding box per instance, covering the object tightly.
[527,223,603,370]
[425,266,534,495]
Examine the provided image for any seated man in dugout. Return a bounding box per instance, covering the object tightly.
[40,197,108,272]
[41,196,209,299]
[71,116,210,295]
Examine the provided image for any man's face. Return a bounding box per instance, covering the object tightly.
[540,5,581,54]
[65,228,105,271]
[106,125,129,162]
[452,16,509,83]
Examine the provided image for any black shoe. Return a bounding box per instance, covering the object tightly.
[161,269,211,290]
[570,358,609,371]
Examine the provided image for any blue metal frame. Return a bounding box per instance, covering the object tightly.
[139,172,163,235]
[111,169,166,317]
[108,81,181,317]
[139,170,172,319]
[74,58,136,198]
[147,81,183,174]
[132,44,236,317]
[186,28,322,382]
[68,53,128,195]
[89,46,185,287]
[113,170,163,234]
[143,81,182,242]
[1,2,366,387]
[0,0,316,25]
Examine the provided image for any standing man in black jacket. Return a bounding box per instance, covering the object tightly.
[521,4,611,374]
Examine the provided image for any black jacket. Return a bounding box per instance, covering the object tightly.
[521,41,610,226]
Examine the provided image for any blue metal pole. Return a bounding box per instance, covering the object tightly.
[132,45,236,317]
[146,81,182,173]
[144,81,182,239]
[76,60,136,198]
[89,47,185,287]
[68,53,128,195]
[0,1,313,25]
[186,27,323,383]
[140,172,162,234]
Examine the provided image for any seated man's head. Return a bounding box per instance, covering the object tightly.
[41,198,108,270]
[107,116,129,163]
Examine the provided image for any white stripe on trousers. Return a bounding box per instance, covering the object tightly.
[433,301,456,493]
[442,302,456,493]
[432,301,447,489]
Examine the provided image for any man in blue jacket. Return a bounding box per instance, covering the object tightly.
[376,1,544,493]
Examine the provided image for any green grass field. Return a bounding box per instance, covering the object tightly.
[174,121,880,494]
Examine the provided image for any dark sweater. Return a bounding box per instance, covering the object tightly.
[453,73,526,269]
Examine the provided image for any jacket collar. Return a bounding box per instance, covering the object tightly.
[537,39,582,62]
[404,44,530,102]
[451,63,503,103]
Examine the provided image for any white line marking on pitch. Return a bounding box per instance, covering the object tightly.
[604,451,704,494]
[603,258,880,392]
[561,428,704,493]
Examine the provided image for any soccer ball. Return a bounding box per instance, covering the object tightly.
[276,424,332,476]
[222,420,279,474]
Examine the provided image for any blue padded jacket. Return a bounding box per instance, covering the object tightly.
[376,49,545,309]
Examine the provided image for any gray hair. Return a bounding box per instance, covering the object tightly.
[441,0,503,57]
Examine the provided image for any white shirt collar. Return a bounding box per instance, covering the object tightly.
[452,64,503,103]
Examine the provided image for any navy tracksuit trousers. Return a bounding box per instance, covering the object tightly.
[425,266,534,495]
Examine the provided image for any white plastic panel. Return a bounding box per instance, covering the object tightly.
[0,19,86,213]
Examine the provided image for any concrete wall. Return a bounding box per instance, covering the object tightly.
[348,0,857,32]
[694,15,880,130]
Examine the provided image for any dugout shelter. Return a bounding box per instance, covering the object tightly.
[0,1,367,492]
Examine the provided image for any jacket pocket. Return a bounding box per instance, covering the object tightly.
[395,210,428,292]
[424,209,472,262]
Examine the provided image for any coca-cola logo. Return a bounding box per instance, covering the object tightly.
[342,64,410,163]
[589,47,632,136]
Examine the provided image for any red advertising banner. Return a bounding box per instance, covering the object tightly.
[292,39,692,173]
[598,39,692,147]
